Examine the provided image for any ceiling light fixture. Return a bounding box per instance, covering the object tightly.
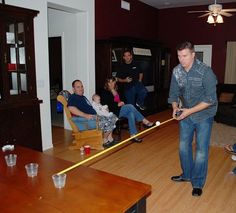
[207,14,224,25]
[188,0,236,26]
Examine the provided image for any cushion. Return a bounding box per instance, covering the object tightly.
[58,90,71,101]
[219,92,234,103]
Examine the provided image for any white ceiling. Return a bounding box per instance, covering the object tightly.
[138,0,236,9]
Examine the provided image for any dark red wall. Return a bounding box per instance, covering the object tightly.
[95,1,236,83]
[95,0,158,41]
[157,3,236,83]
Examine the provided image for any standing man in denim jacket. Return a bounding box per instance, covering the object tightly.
[168,41,218,197]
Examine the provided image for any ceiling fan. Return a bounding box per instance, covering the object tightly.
[188,0,236,24]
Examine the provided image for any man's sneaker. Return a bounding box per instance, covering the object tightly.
[136,103,146,111]
[232,155,236,161]
[132,137,143,143]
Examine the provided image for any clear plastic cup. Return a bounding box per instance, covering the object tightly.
[25,163,39,177]
[52,173,67,189]
[5,154,17,166]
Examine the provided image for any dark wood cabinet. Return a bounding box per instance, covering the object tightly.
[0,4,42,151]
[95,38,171,114]
[156,47,171,111]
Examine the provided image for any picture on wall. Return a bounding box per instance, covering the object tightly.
[112,50,117,62]
[194,45,212,67]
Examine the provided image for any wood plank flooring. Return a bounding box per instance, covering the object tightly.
[44,110,236,213]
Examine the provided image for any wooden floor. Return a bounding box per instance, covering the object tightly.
[44,110,236,213]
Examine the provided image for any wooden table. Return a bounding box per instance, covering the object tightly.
[0,146,151,212]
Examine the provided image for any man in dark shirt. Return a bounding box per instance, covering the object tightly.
[67,80,97,131]
[116,49,148,110]
[67,80,117,147]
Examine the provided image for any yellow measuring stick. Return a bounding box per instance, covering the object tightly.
[58,117,175,174]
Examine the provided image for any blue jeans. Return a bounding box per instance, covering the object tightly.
[125,82,148,106]
[71,117,96,131]
[179,116,214,189]
[119,104,144,135]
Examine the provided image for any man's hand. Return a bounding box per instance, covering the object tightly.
[126,77,132,83]
[172,105,180,119]
[85,114,96,120]
[175,108,191,120]
[174,102,211,120]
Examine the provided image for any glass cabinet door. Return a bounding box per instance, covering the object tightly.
[6,21,27,96]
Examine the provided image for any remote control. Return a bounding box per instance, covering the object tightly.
[175,110,183,117]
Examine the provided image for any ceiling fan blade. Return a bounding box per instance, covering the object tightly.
[222,9,236,12]
[187,10,209,13]
[198,13,211,18]
[220,11,233,17]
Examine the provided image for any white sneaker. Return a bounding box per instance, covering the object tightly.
[231,155,236,161]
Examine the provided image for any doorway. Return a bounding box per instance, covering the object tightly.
[49,36,63,127]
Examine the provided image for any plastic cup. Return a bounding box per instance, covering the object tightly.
[84,145,91,155]
[5,154,17,166]
[52,173,67,189]
[25,163,39,177]
[80,146,85,155]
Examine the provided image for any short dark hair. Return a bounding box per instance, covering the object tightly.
[72,79,82,87]
[176,41,195,53]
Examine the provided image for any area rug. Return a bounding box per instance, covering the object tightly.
[210,122,236,147]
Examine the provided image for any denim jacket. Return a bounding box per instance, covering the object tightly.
[168,59,218,122]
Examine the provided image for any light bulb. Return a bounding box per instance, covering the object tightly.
[207,14,215,24]
[216,14,223,23]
